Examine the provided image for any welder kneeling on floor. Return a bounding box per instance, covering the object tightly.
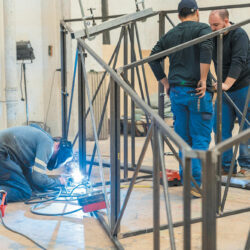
[0,124,73,202]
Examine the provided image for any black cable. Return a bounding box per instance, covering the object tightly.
[44,70,58,128]
[19,62,25,101]
[0,212,46,250]
[30,203,82,216]
[25,188,62,205]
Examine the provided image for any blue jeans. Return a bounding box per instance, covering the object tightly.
[214,86,250,172]
[0,148,32,202]
[170,86,214,186]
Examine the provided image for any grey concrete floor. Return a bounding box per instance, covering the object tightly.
[0,182,249,249]
[0,124,250,249]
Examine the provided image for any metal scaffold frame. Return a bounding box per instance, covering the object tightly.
[60,4,250,250]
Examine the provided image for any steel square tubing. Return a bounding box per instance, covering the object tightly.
[120,19,250,72]
[72,8,155,39]
[76,39,192,152]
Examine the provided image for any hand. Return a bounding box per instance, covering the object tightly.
[160,77,170,96]
[196,80,206,98]
[214,82,231,91]
[59,176,67,186]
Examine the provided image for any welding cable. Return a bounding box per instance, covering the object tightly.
[30,203,82,217]
[24,188,62,205]
[19,63,25,101]
[0,212,46,250]
[66,48,78,139]
[44,69,58,128]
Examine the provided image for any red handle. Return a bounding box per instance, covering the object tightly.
[0,191,7,217]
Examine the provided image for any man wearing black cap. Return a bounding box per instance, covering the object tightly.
[149,0,213,197]
[0,124,73,202]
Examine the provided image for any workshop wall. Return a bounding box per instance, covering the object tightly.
[0,0,249,140]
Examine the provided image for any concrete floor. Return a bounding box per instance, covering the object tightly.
[0,125,250,249]
[1,181,249,249]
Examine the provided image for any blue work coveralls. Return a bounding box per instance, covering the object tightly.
[0,125,62,202]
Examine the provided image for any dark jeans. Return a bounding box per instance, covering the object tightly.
[0,150,32,202]
[214,86,250,172]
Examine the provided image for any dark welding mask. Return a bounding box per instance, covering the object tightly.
[47,139,73,170]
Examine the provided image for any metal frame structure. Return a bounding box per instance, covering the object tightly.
[60,5,250,250]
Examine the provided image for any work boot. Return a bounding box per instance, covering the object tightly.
[221,169,236,177]
[190,187,202,198]
[236,169,250,177]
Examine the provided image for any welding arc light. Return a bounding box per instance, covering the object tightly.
[72,168,84,183]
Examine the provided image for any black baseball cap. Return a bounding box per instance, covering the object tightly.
[178,0,198,12]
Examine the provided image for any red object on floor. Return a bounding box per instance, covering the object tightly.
[160,170,181,186]
[0,191,7,217]
[83,201,106,213]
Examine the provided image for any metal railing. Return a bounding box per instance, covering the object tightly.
[60,6,250,250]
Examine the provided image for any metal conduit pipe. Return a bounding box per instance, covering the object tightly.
[3,0,19,127]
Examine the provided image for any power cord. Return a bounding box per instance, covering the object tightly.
[0,211,46,250]
[30,203,82,217]
[44,69,60,128]
[19,62,25,101]
[24,189,62,205]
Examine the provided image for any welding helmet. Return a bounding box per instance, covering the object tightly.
[47,138,73,170]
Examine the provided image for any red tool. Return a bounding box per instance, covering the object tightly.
[0,191,7,217]
[160,170,181,186]
[78,191,106,213]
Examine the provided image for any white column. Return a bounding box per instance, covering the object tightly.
[0,2,6,129]
[3,0,19,127]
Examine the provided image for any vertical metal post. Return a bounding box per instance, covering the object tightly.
[110,77,120,235]
[157,131,176,250]
[135,23,151,106]
[245,230,250,250]
[158,12,165,120]
[22,63,29,125]
[101,0,110,44]
[88,27,124,179]
[123,26,128,180]
[202,151,216,250]
[183,154,191,250]
[77,44,87,176]
[60,23,68,139]
[158,12,165,156]
[130,23,136,169]
[153,122,160,250]
[216,34,223,213]
[73,27,125,146]
[221,86,250,212]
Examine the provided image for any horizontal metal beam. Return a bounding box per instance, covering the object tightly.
[72,8,155,39]
[77,38,192,151]
[119,18,250,72]
[120,206,250,238]
[63,15,123,22]
[212,128,250,153]
[62,3,250,24]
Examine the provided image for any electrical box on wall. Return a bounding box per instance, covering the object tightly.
[16,41,35,61]
[48,45,53,56]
